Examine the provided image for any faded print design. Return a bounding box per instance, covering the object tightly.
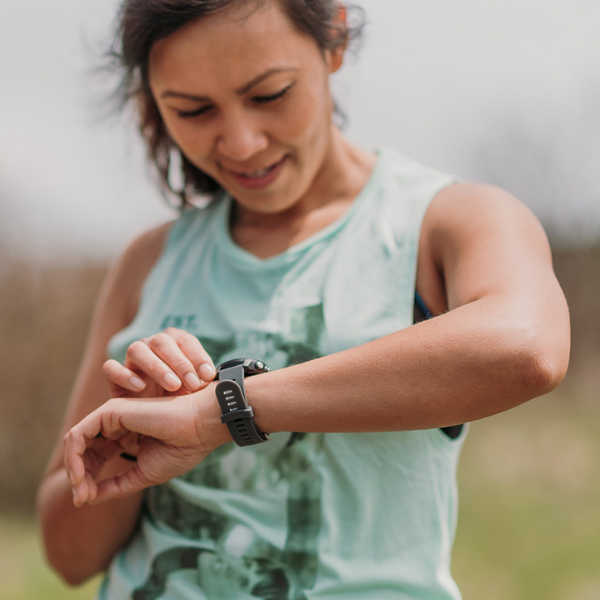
[134,305,326,600]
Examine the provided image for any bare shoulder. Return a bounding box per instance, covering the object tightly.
[416,181,561,313]
[422,182,552,263]
[114,221,173,287]
[120,220,173,264]
[105,221,174,324]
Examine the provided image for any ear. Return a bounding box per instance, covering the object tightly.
[328,4,347,74]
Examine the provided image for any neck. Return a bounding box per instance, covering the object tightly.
[230,129,376,259]
[233,127,376,230]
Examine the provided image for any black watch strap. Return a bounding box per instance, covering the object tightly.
[216,360,270,447]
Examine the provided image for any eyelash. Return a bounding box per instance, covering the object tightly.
[253,83,294,104]
[176,83,294,119]
[177,106,211,119]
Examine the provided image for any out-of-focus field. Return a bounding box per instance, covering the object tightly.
[0,243,598,599]
[0,516,101,600]
[454,392,600,600]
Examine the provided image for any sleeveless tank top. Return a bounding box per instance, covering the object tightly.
[101,148,466,600]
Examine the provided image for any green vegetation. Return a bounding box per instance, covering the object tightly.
[0,516,101,600]
[453,392,600,600]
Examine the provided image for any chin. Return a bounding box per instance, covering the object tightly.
[236,195,298,216]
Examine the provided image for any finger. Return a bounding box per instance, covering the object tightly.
[166,328,217,384]
[90,438,129,471]
[118,431,142,457]
[82,396,195,446]
[103,359,146,393]
[64,401,128,488]
[92,464,154,503]
[146,332,205,391]
[83,471,99,505]
[125,340,183,392]
[65,395,201,504]
[64,428,90,488]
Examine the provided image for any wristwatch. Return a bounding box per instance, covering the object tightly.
[215,358,270,446]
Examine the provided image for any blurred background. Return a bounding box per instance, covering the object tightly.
[1,0,599,598]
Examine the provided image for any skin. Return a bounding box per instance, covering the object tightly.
[37,0,570,586]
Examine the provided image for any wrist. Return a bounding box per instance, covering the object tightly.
[192,382,233,451]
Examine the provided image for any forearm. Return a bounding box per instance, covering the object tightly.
[246,296,570,435]
[37,460,143,585]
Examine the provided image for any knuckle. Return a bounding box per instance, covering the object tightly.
[163,327,181,337]
[149,362,168,380]
[147,333,170,351]
[172,356,193,374]
[102,359,118,376]
[127,341,146,359]
[177,335,204,356]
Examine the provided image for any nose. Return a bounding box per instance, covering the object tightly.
[216,110,268,161]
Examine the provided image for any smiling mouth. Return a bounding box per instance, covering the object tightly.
[230,157,286,179]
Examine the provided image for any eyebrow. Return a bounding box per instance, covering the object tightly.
[160,67,298,102]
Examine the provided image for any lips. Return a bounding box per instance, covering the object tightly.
[226,156,287,190]
[235,165,274,178]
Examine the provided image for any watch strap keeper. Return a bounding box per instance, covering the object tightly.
[215,379,269,445]
[220,406,255,424]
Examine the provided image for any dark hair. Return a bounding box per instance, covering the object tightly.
[108,0,365,206]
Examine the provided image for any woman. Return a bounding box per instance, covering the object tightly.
[37,0,570,598]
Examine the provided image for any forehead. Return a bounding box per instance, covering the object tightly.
[148,1,320,92]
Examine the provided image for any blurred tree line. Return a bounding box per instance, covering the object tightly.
[0,256,106,512]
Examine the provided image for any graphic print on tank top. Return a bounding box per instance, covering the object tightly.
[135,305,326,600]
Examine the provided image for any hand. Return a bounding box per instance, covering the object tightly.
[103,328,216,398]
[63,385,229,506]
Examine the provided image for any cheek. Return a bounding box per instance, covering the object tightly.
[164,118,212,160]
[277,85,331,147]
[154,102,212,164]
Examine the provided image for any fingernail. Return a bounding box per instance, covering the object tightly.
[199,363,216,381]
[65,469,74,487]
[73,489,80,506]
[184,372,201,390]
[130,376,146,391]
[164,372,181,389]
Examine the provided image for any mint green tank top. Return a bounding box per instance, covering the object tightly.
[102,148,466,600]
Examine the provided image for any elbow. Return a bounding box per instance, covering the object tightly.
[41,541,104,587]
[38,523,103,587]
[515,327,570,398]
[36,491,105,587]
[63,572,98,588]
[51,554,100,588]
[51,566,92,588]
[521,350,569,396]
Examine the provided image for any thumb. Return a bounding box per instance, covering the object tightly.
[92,463,154,503]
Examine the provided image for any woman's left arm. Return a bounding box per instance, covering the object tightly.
[65,183,570,503]
[246,182,570,433]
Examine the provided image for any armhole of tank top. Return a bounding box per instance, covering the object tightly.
[124,219,178,323]
[413,291,464,441]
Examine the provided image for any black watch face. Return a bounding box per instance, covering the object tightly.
[216,358,270,377]
[242,358,270,375]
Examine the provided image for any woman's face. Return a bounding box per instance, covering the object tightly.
[148,0,343,215]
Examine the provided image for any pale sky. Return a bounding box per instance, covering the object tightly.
[1,0,599,259]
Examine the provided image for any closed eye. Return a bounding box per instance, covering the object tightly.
[176,105,212,119]
[174,82,295,118]
[253,83,295,104]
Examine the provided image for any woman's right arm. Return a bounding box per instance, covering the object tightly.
[36,222,172,586]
